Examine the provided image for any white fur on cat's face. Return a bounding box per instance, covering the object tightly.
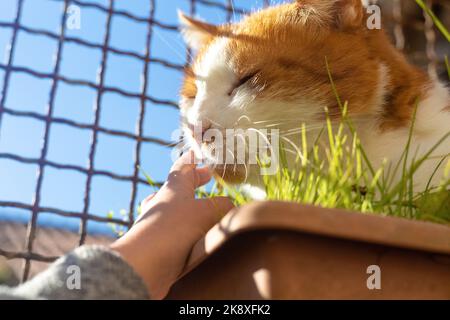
[182,38,239,131]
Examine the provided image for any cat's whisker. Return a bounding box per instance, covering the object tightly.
[234,115,253,127]
[235,132,246,156]
[247,128,270,147]
[282,148,299,156]
[283,125,325,132]
[154,28,191,62]
[243,160,249,183]
[229,0,237,22]
[237,134,250,183]
[234,131,253,183]
[221,162,228,181]
[281,136,307,163]
[224,132,249,183]
[204,116,225,129]
[225,146,235,165]
[247,127,282,174]
[252,119,303,125]
[263,123,285,128]
[281,127,325,137]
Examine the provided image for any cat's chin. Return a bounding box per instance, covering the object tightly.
[210,165,268,201]
[211,164,248,184]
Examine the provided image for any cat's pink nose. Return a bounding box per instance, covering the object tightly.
[187,121,211,139]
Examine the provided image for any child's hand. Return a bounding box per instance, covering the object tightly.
[110,151,234,299]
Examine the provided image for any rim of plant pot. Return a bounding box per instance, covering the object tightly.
[181,201,450,278]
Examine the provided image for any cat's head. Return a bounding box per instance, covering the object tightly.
[179,0,390,183]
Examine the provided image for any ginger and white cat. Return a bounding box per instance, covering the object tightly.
[178,0,450,192]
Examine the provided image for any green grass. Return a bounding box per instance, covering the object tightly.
[209,109,449,224]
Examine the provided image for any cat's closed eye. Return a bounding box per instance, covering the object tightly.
[228,72,259,96]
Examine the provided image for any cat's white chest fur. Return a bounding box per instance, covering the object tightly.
[360,81,450,190]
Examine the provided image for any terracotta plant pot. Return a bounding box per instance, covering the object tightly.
[167,202,450,300]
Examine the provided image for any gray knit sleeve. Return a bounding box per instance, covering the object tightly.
[0,245,150,300]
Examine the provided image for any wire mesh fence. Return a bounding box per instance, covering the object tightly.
[0,0,447,282]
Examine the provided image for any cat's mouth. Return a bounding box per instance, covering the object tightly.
[184,121,281,184]
[185,130,250,183]
[211,164,248,184]
[198,141,249,183]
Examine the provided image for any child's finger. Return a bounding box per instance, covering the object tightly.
[197,197,235,226]
[167,150,198,185]
[167,150,213,192]
[170,150,197,173]
[142,192,157,205]
[194,166,212,188]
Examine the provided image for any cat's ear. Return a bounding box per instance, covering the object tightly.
[334,0,365,28]
[294,0,365,29]
[178,11,218,50]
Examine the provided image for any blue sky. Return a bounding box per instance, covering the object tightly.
[0,0,286,236]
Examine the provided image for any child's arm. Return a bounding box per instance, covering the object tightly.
[111,150,234,299]
[0,151,234,300]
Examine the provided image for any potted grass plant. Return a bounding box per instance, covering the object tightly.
[164,107,449,300]
[166,46,450,298]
